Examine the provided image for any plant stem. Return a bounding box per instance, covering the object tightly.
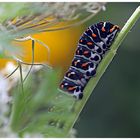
[65,6,140,135]
[18,61,24,99]
[23,40,35,82]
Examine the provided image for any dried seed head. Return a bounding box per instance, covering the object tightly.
[1,2,106,34]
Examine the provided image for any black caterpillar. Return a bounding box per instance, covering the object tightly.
[59,22,120,99]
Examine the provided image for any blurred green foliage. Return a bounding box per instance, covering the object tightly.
[75,3,140,138]
[10,68,78,137]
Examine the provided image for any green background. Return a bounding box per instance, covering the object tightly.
[74,3,140,138]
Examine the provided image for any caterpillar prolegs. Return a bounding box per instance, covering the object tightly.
[59,22,120,99]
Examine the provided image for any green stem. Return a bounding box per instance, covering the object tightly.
[18,61,24,98]
[66,6,140,135]
[5,65,19,79]
[23,40,35,82]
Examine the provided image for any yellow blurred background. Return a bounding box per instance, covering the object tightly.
[0,21,84,74]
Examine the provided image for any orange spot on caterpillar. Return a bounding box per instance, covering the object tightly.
[110,25,120,33]
[92,33,97,38]
[101,27,106,32]
[87,42,93,45]
[110,25,115,33]
[80,40,83,42]
[83,51,89,55]
[82,62,88,67]
[110,28,113,33]
[68,86,76,91]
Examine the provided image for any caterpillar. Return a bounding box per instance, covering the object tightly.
[59,21,120,99]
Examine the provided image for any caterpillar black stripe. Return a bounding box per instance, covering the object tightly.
[59,22,120,99]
